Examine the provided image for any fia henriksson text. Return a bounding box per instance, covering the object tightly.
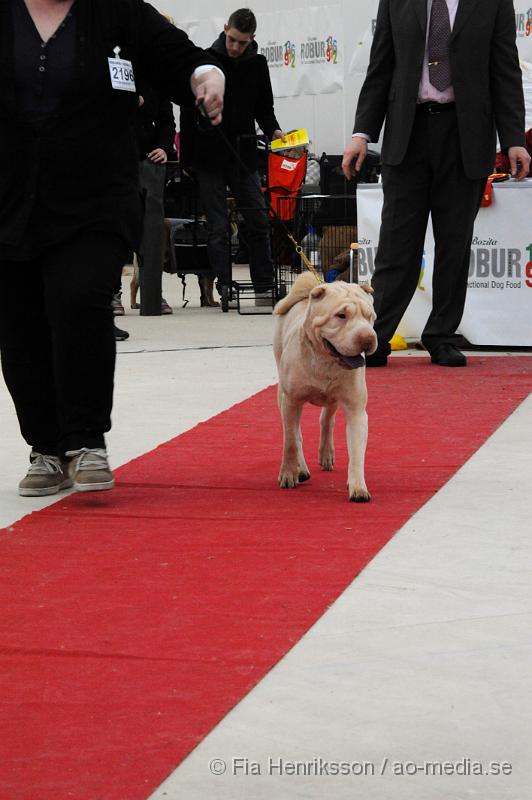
[209,756,512,777]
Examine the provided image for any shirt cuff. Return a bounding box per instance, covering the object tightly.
[192,65,224,79]
[352,133,370,141]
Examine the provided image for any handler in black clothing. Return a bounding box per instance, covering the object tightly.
[342,0,530,367]
[180,8,285,300]
[0,0,224,496]
[135,84,176,315]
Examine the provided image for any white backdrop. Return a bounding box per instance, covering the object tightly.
[357,182,532,347]
[257,5,343,97]
[152,0,532,157]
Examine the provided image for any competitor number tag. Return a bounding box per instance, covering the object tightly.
[108,46,136,92]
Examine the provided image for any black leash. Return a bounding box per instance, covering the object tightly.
[196,100,322,282]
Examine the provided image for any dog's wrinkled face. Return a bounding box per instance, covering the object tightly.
[305,281,378,369]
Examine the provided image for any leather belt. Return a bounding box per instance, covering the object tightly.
[416,101,456,114]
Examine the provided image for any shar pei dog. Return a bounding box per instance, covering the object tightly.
[273,271,377,502]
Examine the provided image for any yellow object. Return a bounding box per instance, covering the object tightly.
[271,128,309,151]
[390,333,408,351]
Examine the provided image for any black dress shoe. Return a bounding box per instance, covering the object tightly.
[365,350,388,367]
[113,324,130,342]
[430,343,466,367]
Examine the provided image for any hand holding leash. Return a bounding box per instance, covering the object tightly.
[191,68,225,126]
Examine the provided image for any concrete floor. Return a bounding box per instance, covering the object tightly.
[1,271,531,800]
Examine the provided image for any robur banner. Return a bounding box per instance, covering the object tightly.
[357,183,532,347]
[257,5,343,97]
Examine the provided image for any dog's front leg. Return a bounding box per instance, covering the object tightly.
[319,404,337,470]
[343,404,370,502]
[279,394,307,488]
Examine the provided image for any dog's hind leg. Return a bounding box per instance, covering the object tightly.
[204,276,219,307]
[319,404,337,471]
[199,275,219,307]
[130,254,140,309]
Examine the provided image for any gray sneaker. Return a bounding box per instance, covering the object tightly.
[18,452,73,497]
[66,447,115,492]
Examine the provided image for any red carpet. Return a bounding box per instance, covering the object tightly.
[0,357,531,800]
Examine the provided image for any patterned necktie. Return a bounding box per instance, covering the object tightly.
[428,0,452,91]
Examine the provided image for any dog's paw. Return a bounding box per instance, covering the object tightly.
[318,446,335,471]
[278,469,300,488]
[349,488,371,503]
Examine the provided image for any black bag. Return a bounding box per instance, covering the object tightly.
[319,150,381,194]
[172,220,211,276]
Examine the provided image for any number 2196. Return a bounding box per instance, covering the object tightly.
[112,66,133,81]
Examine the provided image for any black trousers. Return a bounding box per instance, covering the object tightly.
[195,167,273,290]
[373,106,486,354]
[138,159,166,315]
[0,231,128,458]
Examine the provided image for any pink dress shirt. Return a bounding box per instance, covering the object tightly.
[418,0,459,102]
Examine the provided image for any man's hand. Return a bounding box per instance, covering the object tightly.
[342,136,368,180]
[191,68,225,126]
[147,148,167,164]
[273,129,288,142]
[508,146,531,181]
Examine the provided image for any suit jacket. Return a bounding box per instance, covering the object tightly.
[354,0,525,179]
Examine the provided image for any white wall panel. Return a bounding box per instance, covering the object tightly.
[152,0,532,156]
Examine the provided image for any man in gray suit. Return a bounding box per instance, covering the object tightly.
[343,0,530,366]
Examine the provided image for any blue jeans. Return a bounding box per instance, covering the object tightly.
[195,167,273,290]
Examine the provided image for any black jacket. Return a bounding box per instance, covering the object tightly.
[0,0,214,257]
[354,0,525,179]
[136,83,176,161]
[180,32,280,172]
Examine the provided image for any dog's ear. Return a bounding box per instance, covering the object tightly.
[360,283,374,295]
[310,284,327,300]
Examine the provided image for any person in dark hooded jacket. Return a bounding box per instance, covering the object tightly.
[180,8,285,300]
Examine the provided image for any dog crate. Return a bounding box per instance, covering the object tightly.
[274,194,358,290]
[162,168,219,305]
[164,168,210,276]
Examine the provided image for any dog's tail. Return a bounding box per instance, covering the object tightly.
[275,271,321,316]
